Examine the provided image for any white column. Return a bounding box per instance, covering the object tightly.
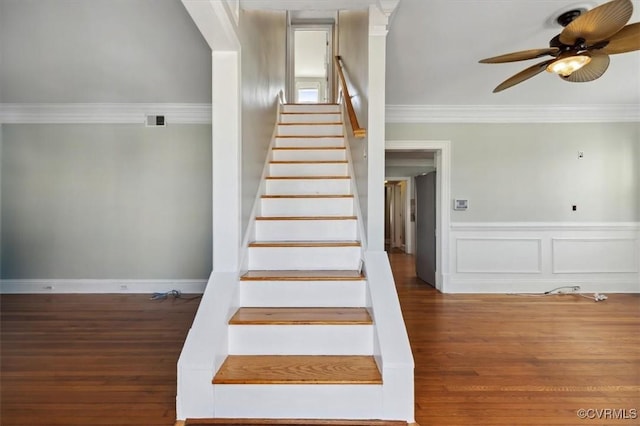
[212,51,241,272]
[367,5,390,251]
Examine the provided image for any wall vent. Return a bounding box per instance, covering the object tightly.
[146,115,166,127]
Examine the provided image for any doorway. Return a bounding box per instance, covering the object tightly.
[287,24,334,104]
[385,140,451,292]
[384,180,407,252]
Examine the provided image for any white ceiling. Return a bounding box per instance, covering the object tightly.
[0,0,638,111]
[385,0,640,107]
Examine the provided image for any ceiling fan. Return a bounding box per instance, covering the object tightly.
[479,0,640,92]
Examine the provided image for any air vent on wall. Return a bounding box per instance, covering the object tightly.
[146,115,166,127]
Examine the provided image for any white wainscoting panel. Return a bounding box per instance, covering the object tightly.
[456,238,542,273]
[447,223,640,294]
[552,238,639,274]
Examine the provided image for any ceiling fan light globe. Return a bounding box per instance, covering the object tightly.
[546,54,592,76]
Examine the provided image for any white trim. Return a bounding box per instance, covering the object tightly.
[385,104,640,123]
[0,103,212,124]
[452,222,640,232]
[0,279,207,294]
[384,140,451,292]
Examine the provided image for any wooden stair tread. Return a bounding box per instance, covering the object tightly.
[276,135,344,139]
[213,355,382,385]
[249,241,361,248]
[285,103,340,106]
[256,216,356,221]
[229,307,372,325]
[240,270,365,281]
[272,147,345,150]
[261,195,353,199]
[278,122,343,125]
[270,160,348,164]
[266,176,349,180]
[185,419,406,425]
[281,111,341,115]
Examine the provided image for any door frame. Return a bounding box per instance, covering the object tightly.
[385,140,451,292]
[287,23,334,104]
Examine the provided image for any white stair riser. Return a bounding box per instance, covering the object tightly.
[213,385,382,419]
[261,198,354,217]
[282,104,341,114]
[275,137,344,148]
[266,179,351,195]
[255,220,357,241]
[248,246,361,270]
[272,149,346,162]
[278,124,343,137]
[229,325,374,355]
[239,280,367,307]
[269,163,348,177]
[280,113,341,123]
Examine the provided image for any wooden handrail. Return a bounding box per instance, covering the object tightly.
[334,55,366,139]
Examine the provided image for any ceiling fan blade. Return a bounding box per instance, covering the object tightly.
[561,53,610,82]
[493,59,555,93]
[560,0,633,45]
[479,48,559,63]
[600,22,640,54]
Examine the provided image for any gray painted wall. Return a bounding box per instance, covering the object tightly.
[1,124,212,279]
[386,122,640,222]
[240,9,287,234]
[338,9,369,237]
[0,0,211,103]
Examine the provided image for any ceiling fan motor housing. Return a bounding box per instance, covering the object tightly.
[556,9,585,26]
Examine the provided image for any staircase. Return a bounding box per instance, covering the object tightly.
[178,103,413,425]
[209,103,383,420]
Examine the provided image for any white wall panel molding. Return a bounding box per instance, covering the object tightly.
[552,238,639,274]
[386,104,640,123]
[452,222,640,232]
[455,238,542,274]
[0,279,207,294]
[448,222,640,294]
[0,103,212,124]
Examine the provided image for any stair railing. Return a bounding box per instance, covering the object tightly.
[334,55,366,139]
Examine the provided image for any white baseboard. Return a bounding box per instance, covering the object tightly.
[0,279,207,294]
[446,278,640,294]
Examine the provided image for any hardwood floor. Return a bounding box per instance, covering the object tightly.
[1,256,639,425]
[389,251,640,426]
[0,294,200,426]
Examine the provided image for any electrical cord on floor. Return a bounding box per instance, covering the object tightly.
[150,289,202,301]
[508,286,608,302]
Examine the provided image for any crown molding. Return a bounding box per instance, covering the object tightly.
[0,103,212,124]
[385,104,640,123]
